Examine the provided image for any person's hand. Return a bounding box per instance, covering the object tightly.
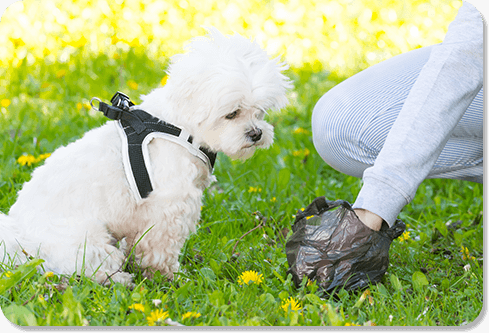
[354,208,383,231]
[286,197,406,293]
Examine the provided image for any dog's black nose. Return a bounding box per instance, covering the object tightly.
[246,128,262,142]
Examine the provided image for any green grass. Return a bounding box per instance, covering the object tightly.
[0,49,483,326]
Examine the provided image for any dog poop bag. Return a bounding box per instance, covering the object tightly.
[286,197,405,294]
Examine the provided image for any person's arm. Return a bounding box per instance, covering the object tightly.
[353,1,483,229]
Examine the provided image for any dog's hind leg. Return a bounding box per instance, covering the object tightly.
[72,237,135,286]
[30,229,134,286]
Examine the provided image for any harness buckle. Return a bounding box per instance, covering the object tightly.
[110,91,134,111]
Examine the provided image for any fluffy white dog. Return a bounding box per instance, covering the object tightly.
[0,29,291,285]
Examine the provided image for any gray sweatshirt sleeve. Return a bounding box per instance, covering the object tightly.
[352,1,483,225]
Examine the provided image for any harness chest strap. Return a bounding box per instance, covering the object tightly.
[92,92,216,202]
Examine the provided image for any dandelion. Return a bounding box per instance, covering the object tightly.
[128,303,145,312]
[55,69,66,78]
[17,154,37,166]
[4,271,13,278]
[161,76,169,86]
[128,80,138,90]
[182,311,201,320]
[17,153,51,167]
[344,322,361,326]
[1,99,10,108]
[398,231,410,242]
[293,127,309,134]
[281,297,302,312]
[38,153,51,161]
[460,246,475,261]
[43,271,54,279]
[237,270,263,285]
[292,148,310,157]
[76,102,83,111]
[270,197,277,203]
[248,186,262,193]
[147,309,169,326]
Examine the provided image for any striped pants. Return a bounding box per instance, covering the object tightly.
[312,45,483,184]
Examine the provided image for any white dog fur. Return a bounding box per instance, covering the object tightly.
[0,28,291,285]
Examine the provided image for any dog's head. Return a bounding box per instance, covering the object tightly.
[160,28,292,160]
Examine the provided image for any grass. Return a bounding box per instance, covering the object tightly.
[0,49,483,326]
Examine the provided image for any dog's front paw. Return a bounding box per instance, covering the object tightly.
[95,271,135,288]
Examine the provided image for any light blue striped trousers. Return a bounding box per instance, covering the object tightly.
[312,45,483,183]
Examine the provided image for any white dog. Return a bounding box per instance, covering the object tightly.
[0,28,291,285]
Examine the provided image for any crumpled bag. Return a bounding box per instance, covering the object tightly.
[286,197,405,294]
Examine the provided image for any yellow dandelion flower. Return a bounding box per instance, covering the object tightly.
[270,197,277,203]
[128,80,138,90]
[281,297,302,312]
[56,69,66,78]
[292,148,310,157]
[461,246,475,261]
[43,271,54,279]
[128,303,145,312]
[1,99,11,108]
[182,311,201,320]
[248,186,262,193]
[76,102,83,111]
[38,153,51,161]
[398,231,410,242]
[147,309,169,326]
[4,271,13,278]
[293,127,309,134]
[345,322,361,326]
[238,270,263,285]
[17,154,37,166]
[160,76,169,86]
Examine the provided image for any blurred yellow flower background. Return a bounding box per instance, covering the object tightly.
[1,0,461,77]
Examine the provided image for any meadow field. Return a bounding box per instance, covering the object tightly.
[0,0,483,326]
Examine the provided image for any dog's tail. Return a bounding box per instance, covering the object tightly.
[0,212,24,265]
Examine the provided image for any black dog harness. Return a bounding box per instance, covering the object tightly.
[90,92,216,201]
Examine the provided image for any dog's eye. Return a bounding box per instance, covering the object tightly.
[225,109,239,120]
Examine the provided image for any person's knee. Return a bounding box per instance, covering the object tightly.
[312,94,371,178]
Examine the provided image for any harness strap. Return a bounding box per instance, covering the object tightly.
[92,92,216,201]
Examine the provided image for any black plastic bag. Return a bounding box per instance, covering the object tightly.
[286,197,405,294]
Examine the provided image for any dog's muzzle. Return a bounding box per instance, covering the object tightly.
[246,128,262,142]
